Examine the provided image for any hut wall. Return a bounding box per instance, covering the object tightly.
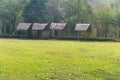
[42,31,50,39]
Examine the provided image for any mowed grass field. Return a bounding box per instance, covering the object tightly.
[0,39,120,80]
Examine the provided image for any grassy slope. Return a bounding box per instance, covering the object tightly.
[0,39,120,80]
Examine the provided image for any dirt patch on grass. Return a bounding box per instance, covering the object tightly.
[115,62,120,64]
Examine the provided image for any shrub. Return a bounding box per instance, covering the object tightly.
[56,36,119,42]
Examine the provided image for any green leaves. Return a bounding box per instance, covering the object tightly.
[0,0,24,35]
[22,0,47,23]
[0,0,120,38]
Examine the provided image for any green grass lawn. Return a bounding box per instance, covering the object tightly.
[0,39,120,80]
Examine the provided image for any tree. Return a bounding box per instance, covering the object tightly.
[95,2,115,38]
[0,0,24,36]
[111,0,120,38]
[22,0,48,23]
[62,0,94,35]
[47,0,62,22]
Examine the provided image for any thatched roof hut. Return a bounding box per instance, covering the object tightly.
[50,23,67,37]
[32,23,49,31]
[17,23,32,31]
[32,23,50,38]
[50,23,67,30]
[75,24,92,37]
[75,24,91,32]
[16,23,32,38]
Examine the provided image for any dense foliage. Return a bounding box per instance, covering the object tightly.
[0,0,120,39]
[23,0,48,23]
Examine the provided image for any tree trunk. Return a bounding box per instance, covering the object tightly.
[11,19,16,35]
[118,24,120,38]
[1,21,5,34]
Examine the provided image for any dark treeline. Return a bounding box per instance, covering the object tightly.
[0,0,120,39]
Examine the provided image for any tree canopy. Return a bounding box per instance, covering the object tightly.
[0,0,120,39]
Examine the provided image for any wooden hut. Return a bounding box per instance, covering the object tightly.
[75,24,92,37]
[50,23,67,37]
[16,23,32,38]
[32,23,50,38]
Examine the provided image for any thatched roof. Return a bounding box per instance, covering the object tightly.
[17,23,32,30]
[50,23,67,30]
[75,24,91,31]
[32,23,48,31]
